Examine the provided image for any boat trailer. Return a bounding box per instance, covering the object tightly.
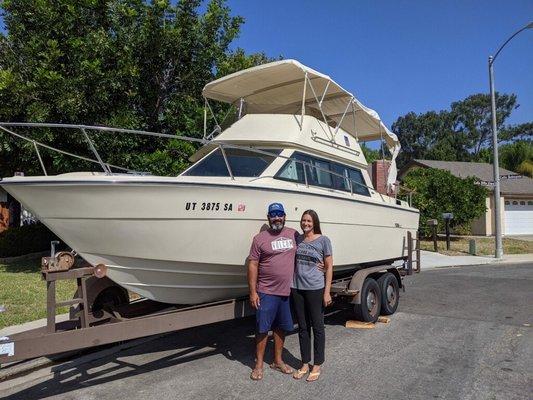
[0,232,420,366]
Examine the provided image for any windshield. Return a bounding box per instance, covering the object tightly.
[183,148,281,177]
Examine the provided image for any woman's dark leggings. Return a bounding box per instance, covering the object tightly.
[291,288,325,365]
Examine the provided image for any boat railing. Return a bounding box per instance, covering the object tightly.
[0,122,395,204]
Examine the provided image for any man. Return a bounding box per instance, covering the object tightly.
[248,202,298,381]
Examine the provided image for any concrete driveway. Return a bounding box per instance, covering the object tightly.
[1,263,532,400]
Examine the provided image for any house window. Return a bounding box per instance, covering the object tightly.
[520,201,525,206]
[528,201,533,206]
[512,201,518,205]
[504,201,510,205]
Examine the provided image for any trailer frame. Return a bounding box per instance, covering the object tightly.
[0,233,420,366]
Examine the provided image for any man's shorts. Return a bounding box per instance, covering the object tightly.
[256,292,294,334]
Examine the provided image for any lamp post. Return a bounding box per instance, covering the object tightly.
[488,21,533,259]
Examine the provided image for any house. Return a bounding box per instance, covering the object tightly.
[399,159,533,236]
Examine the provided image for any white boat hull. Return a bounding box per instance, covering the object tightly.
[2,178,419,304]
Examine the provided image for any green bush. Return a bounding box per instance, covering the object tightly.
[0,223,61,258]
[402,168,488,236]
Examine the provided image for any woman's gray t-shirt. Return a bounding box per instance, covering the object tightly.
[293,235,332,290]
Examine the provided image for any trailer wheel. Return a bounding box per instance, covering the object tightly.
[377,273,399,315]
[353,278,381,322]
[92,286,129,316]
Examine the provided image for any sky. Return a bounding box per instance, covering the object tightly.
[227,0,533,130]
[0,1,531,134]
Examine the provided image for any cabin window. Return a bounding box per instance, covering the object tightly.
[184,148,281,177]
[276,153,306,182]
[346,168,370,196]
[275,151,370,197]
[307,158,333,187]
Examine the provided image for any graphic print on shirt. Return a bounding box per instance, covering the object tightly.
[296,244,320,266]
[271,237,294,252]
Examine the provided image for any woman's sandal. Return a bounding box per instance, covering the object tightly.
[269,362,294,374]
[306,371,321,382]
[293,368,309,380]
[250,368,263,380]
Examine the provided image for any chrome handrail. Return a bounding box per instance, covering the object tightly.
[0,122,383,199]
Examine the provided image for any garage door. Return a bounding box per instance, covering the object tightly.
[504,199,533,235]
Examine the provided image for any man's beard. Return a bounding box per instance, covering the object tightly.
[269,220,285,232]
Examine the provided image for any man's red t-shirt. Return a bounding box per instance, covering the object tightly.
[248,227,298,296]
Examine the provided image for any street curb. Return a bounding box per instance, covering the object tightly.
[429,258,532,270]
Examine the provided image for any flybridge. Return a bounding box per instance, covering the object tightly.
[202,59,400,188]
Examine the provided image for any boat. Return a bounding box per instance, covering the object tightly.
[0,59,419,304]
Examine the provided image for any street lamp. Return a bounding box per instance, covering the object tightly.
[489,22,533,258]
[488,21,533,259]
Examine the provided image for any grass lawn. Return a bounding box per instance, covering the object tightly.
[0,256,77,330]
[420,236,533,256]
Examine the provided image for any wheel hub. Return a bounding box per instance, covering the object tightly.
[366,291,376,312]
[386,285,395,303]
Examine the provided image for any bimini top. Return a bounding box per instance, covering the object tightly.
[203,59,400,186]
[203,59,397,146]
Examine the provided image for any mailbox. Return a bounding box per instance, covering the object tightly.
[427,219,438,226]
[442,213,453,251]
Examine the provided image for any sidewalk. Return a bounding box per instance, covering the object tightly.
[420,250,533,270]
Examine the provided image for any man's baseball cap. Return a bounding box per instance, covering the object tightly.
[267,203,285,215]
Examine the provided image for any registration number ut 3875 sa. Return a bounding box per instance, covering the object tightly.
[185,202,234,211]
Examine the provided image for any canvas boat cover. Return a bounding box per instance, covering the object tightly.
[203,59,400,186]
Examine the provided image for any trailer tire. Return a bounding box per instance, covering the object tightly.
[377,273,399,315]
[353,278,381,322]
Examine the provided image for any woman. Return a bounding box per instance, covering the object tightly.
[291,209,333,382]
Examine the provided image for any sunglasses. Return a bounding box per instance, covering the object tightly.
[268,211,285,218]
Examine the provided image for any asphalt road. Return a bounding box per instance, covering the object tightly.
[2,263,532,400]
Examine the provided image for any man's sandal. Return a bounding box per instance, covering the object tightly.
[270,363,294,374]
[306,371,321,382]
[250,368,263,380]
[293,368,309,380]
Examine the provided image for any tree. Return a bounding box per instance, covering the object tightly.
[451,93,517,156]
[391,92,530,168]
[500,122,533,142]
[360,143,381,164]
[499,140,533,178]
[0,0,271,177]
[391,110,468,167]
[401,168,488,235]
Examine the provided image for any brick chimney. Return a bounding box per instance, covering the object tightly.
[371,160,391,195]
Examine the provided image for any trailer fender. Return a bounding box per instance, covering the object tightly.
[69,277,128,318]
[349,265,399,305]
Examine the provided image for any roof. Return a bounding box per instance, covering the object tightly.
[202,59,398,149]
[400,159,533,196]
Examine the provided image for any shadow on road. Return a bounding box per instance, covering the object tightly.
[4,302,355,400]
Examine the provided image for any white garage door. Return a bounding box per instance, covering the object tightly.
[504,199,533,235]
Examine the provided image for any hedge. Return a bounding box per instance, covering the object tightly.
[0,223,62,258]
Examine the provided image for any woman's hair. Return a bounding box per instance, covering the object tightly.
[301,209,322,234]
